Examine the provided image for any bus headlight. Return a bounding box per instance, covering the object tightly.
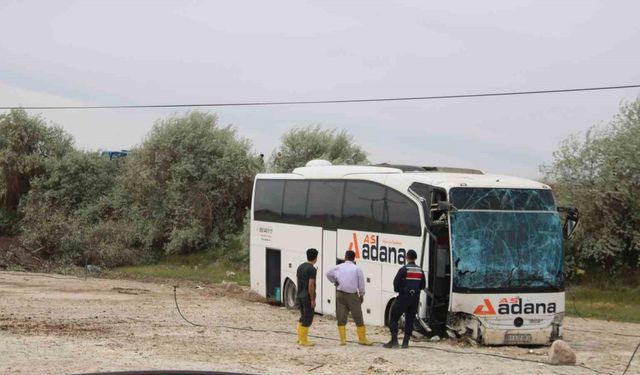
[552,312,565,325]
[551,313,564,340]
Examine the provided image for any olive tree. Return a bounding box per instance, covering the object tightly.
[19,151,125,262]
[0,109,73,234]
[269,125,368,172]
[543,100,640,274]
[116,111,262,256]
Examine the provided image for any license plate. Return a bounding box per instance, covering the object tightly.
[505,333,532,344]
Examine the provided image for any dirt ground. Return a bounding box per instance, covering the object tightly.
[0,272,638,375]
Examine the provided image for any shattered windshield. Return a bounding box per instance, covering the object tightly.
[449,188,563,292]
[450,187,555,211]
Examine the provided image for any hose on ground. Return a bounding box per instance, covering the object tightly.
[622,341,640,375]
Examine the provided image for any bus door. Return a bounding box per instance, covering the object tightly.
[321,230,338,315]
[426,188,451,336]
[410,182,450,335]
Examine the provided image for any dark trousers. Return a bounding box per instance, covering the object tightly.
[297,297,314,327]
[389,294,419,338]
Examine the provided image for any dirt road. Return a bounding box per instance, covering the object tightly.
[0,272,638,375]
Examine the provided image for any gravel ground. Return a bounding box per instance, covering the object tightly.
[0,271,638,375]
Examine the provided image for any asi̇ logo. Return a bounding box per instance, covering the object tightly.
[474,297,557,316]
[473,299,497,315]
[348,233,414,265]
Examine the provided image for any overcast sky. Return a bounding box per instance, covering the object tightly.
[1,0,639,178]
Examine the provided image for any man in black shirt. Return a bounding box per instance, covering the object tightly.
[384,249,426,349]
[296,248,318,346]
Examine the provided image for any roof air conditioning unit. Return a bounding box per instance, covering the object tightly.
[305,159,332,167]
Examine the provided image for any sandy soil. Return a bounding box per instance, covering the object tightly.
[0,271,638,375]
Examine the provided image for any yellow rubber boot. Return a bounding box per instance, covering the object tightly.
[338,325,347,345]
[357,325,373,346]
[296,322,302,344]
[299,326,316,347]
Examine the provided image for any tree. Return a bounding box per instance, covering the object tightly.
[116,111,262,256]
[0,109,73,234]
[19,151,124,261]
[543,100,640,274]
[269,126,368,172]
[16,111,261,267]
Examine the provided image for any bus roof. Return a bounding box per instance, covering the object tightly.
[258,164,550,192]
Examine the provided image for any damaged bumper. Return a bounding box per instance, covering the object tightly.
[448,312,564,346]
[480,325,559,345]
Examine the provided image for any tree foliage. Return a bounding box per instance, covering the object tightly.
[0,109,73,234]
[4,112,370,268]
[16,111,261,267]
[115,112,261,256]
[19,151,125,263]
[269,126,368,172]
[544,100,640,274]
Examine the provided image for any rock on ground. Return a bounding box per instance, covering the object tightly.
[549,339,577,365]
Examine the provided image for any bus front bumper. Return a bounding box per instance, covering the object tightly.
[480,324,561,345]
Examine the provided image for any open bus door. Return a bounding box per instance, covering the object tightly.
[410,183,451,337]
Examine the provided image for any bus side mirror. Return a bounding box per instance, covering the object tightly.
[428,201,456,230]
[437,201,455,212]
[558,207,579,239]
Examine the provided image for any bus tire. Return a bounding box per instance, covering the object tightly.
[283,279,297,309]
[384,299,395,327]
[384,298,415,333]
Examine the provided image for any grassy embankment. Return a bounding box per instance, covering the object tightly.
[114,250,249,286]
[564,269,640,323]
[117,256,639,323]
[566,280,640,323]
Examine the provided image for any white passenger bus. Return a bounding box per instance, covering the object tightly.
[249,162,578,345]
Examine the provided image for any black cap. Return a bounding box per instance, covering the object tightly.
[407,250,417,260]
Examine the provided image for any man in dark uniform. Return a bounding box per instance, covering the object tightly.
[384,249,426,349]
[296,248,318,346]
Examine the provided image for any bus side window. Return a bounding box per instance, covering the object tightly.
[254,180,285,222]
[342,181,385,232]
[385,189,421,236]
[282,181,309,224]
[306,181,344,229]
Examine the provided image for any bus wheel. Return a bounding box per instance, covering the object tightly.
[283,279,297,309]
[386,299,405,329]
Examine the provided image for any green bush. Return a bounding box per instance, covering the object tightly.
[19,112,261,267]
[0,208,18,235]
[0,109,73,234]
[114,111,261,256]
[544,100,640,275]
[19,151,126,264]
[214,212,251,269]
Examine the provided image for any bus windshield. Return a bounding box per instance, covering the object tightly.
[449,188,564,293]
